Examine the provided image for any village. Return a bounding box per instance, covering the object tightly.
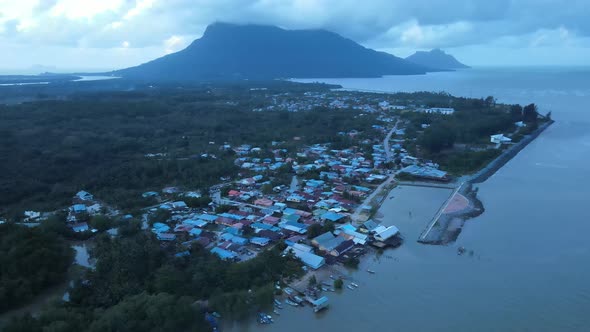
[11,89,532,323]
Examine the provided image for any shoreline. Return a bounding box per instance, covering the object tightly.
[417,119,555,245]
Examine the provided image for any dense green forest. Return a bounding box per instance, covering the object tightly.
[397,93,545,174]
[0,223,73,313]
[0,85,379,216]
[4,230,303,331]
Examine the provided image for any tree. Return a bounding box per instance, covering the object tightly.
[484,96,496,107]
[510,104,523,122]
[419,125,456,154]
[261,183,274,195]
[89,215,113,232]
[148,209,171,226]
[307,223,323,239]
[87,293,206,332]
[308,275,317,288]
[523,103,538,124]
[0,223,74,313]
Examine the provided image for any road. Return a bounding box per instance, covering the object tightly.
[383,120,400,161]
[351,121,400,224]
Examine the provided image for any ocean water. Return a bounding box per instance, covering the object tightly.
[231,67,590,331]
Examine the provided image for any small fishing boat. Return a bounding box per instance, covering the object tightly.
[274,299,282,306]
[347,284,355,290]
[273,309,281,316]
[284,287,294,295]
[367,269,376,274]
[293,295,304,304]
[321,281,332,287]
[257,312,273,324]
[329,275,338,280]
[350,282,359,288]
[286,299,299,306]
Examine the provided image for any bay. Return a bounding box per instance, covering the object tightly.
[231,67,590,331]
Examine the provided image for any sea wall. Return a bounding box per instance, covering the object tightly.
[418,120,554,244]
[469,120,554,184]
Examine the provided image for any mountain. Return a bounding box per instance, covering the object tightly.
[405,49,469,70]
[114,23,435,81]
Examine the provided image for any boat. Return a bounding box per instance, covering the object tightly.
[273,309,281,315]
[350,282,359,288]
[347,284,355,290]
[285,299,299,306]
[321,281,332,287]
[284,287,294,295]
[274,303,283,309]
[329,275,338,280]
[293,295,304,304]
[257,312,273,324]
[367,269,376,274]
[274,299,282,306]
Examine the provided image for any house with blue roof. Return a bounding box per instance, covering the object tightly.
[282,214,301,223]
[279,220,308,234]
[306,179,325,188]
[72,204,87,213]
[225,227,243,236]
[189,228,202,237]
[211,247,237,260]
[183,219,208,228]
[152,223,170,234]
[321,211,346,223]
[251,237,270,246]
[230,236,249,245]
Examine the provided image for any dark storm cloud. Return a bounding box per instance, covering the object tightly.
[0,0,588,68]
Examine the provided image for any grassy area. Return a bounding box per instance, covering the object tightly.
[437,149,502,175]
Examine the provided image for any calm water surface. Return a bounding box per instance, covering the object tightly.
[232,67,590,331]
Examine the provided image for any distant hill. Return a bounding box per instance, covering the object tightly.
[114,23,437,81]
[405,49,469,70]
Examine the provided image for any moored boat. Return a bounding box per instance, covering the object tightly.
[274,299,282,306]
[257,312,273,324]
[347,284,355,290]
[286,299,299,306]
[367,269,376,274]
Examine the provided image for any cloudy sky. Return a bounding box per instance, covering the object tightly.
[1,0,589,73]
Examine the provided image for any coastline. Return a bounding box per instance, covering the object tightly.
[417,119,555,244]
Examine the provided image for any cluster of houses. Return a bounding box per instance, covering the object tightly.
[253,91,452,116]
[146,192,402,269]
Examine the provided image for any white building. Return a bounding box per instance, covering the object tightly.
[425,107,455,115]
[490,134,512,144]
[374,225,400,242]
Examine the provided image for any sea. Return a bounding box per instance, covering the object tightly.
[228,67,590,331]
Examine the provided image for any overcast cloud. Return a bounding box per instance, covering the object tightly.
[0,0,589,72]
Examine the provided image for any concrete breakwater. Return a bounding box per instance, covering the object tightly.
[469,120,554,184]
[418,120,554,244]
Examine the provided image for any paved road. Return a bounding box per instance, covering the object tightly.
[383,120,400,161]
[351,121,400,224]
